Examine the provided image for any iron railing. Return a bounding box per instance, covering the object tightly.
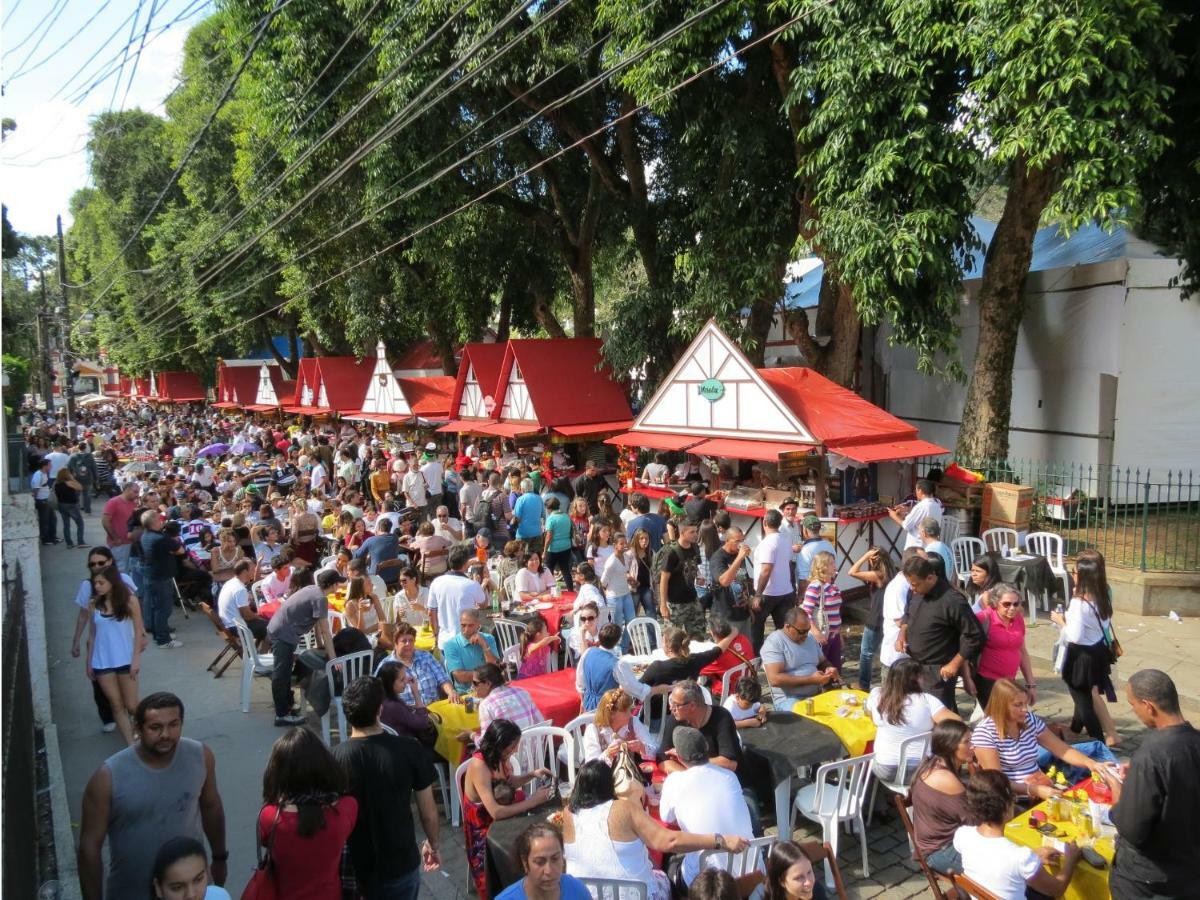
[918,458,1199,572]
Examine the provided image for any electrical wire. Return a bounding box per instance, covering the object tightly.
[4,0,66,55]
[3,0,26,28]
[108,0,146,110]
[131,0,806,361]
[3,0,112,85]
[119,0,161,111]
[6,0,72,80]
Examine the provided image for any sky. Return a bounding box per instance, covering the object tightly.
[1,0,213,237]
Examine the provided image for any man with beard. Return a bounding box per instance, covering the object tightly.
[77,692,227,899]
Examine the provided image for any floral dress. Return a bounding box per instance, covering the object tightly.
[462,753,524,900]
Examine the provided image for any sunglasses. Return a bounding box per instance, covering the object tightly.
[998,601,1021,609]
[579,615,597,622]
[88,560,108,568]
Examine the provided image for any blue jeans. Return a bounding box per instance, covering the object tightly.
[925,842,961,875]
[127,556,145,593]
[1036,740,1118,784]
[633,586,655,619]
[609,593,637,651]
[858,625,880,691]
[144,578,175,646]
[58,502,85,546]
[368,866,421,900]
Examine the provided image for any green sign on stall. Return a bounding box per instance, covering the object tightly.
[697,378,725,402]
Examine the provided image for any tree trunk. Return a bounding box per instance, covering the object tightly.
[496,285,512,342]
[785,273,861,387]
[530,280,567,338]
[743,271,781,366]
[955,157,1058,461]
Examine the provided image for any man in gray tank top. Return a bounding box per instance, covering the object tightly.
[77,692,228,899]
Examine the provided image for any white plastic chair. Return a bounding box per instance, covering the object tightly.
[492,617,526,656]
[250,577,270,607]
[453,758,471,828]
[720,658,761,699]
[638,693,669,747]
[940,515,960,545]
[322,650,374,745]
[513,724,577,792]
[233,617,277,714]
[791,753,875,887]
[320,554,337,569]
[577,877,648,900]
[981,527,1020,554]
[951,537,986,590]
[626,617,662,657]
[1025,531,1071,614]
[327,610,345,633]
[698,833,779,883]
[867,730,931,824]
[503,572,519,604]
[298,629,318,651]
[563,712,595,771]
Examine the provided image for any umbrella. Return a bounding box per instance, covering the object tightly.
[197,443,230,457]
[229,441,261,454]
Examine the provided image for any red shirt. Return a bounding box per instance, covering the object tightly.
[257,797,358,900]
[102,495,139,545]
[975,606,1026,680]
[701,633,756,695]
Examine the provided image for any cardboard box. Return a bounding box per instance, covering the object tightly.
[983,482,1033,526]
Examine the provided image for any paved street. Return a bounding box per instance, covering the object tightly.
[40,508,1194,898]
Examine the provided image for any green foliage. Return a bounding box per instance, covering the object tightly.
[2,354,31,413]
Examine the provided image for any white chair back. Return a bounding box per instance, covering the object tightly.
[320,555,338,569]
[813,753,874,819]
[514,724,576,788]
[503,573,519,604]
[563,713,595,771]
[951,537,986,587]
[720,658,761,699]
[940,515,960,545]
[1026,531,1064,569]
[492,617,526,656]
[577,877,648,900]
[698,833,779,879]
[982,527,1020,554]
[626,617,661,657]
[328,610,345,633]
[298,629,318,650]
[324,650,375,744]
[233,616,276,714]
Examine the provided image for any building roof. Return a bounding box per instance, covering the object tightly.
[312,357,375,412]
[447,342,508,422]
[494,338,632,429]
[398,375,455,418]
[394,339,445,372]
[156,371,206,402]
[215,364,261,406]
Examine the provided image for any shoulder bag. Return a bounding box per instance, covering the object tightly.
[241,805,282,900]
[611,742,646,801]
[1083,599,1122,663]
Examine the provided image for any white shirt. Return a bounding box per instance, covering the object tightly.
[1063,595,1108,645]
[310,462,328,491]
[879,572,911,668]
[74,573,139,609]
[432,517,463,541]
[641,462,669,484]
[515,567,554,597]
[45,450,71,478]
[753,532,793,596]
[581,717,659,763]
[901,496,944,549]
[723,696,762,722]
[402,470,428,507]
[428,570,486,648]
[953,827,1041,900]
[31,470,51,500]
[865,688,945,767]
[660,763,755,886]
[458,481,482,516]
[420,460,444,495]
[600,553,631,599]
[217,578,253,629]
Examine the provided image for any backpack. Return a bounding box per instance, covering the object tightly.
[471,490,498,532]
[650,540,678,602]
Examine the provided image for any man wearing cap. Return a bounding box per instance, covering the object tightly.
[420,445,444,516]
[659,725,756,889]
[795,514,835,584]
[266,567,339,727]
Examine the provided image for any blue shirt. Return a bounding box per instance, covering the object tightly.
[580,646,619,711]
[512,492,545,539]
[544,511,573,553]
[926,540,956,581]
[626,513,668,552]
[497,874,591,900]
[354,532,402,575]
[373,649,451,706]
[442,632,499,693]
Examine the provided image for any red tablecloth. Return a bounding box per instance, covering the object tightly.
[541,591,576,633]
[258,601,281,620]
[518,667,581,727]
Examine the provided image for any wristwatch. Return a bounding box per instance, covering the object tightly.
[713,833,726,851]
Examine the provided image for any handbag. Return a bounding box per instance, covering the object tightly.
[241,806,282,900]
[611,743,646,800]
[1086,600,1123,664]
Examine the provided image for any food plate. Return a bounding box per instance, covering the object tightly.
[534,602,554,610]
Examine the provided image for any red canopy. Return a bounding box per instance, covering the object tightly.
[156,371,206,403]
[215,364,260,407]
[312,357,374,413]
[398,375,455,419]
[554,420,633,436]
[446,342,507,422]
[689,437,817,461]
[493,338,631,429]
[604,431,700,452]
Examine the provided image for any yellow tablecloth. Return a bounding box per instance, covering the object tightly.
[415,627,437,654]
[792,688,876,757]
[1004,799,1113,900]
[429,699,480,768]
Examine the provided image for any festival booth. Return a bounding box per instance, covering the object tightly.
[437,342,508,436]
[282,356,373,418]
[150,371,207,405]
[398,375,454,425]
[342,342,455,447]
[212,363,261,410]
[242,363,293,414]
[607,321,947,583]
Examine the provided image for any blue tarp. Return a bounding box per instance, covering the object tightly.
[243,335,305,361]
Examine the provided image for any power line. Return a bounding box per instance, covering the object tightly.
[3,0,112,85]
[3,0,26,28]
[108,0,146,111]
[4,0,66,55]
[119,0,161,111]
[6,0,72,78]
[46,5,142,102]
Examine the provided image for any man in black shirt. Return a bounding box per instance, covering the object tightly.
[896,554,980,713]
[683,482,718,522]
[333,676,440,899]
[660,680,741,774]
[658,520,705,637]
[707,526,752,623]
[1101,669,1200,900]
[571,460,609,515]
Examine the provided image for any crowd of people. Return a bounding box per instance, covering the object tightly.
[18,404,1200,900]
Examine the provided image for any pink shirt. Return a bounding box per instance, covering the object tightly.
[975,606,1025,680]
[102,495,138,545]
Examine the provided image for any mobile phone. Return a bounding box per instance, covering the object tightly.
[1080,847,1106,869]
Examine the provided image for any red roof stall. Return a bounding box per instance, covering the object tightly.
[438,342,508,434]
[130,377,152,399]
[345,342,416,424]
[118,376,132,398]
[212,363,261,409]
[283,356,373,417]
[399,375,455,422]
[153,371,207,404]
[243,363,291,412]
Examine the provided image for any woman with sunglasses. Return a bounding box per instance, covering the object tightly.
[974,582,1036,709]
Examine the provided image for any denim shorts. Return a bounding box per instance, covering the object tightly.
[93,665,131,676]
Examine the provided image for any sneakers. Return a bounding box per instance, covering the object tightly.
[274,714,306,727]
[102,723,117,733]
[157,639,184,649]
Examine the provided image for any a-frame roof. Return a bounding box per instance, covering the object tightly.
[492,338,632,429]
[448,342,507,421]
[215,364,260,407]
[357,342,413,417]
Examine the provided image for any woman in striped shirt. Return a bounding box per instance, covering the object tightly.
[802,551,843,670]
[971,678,1101,801]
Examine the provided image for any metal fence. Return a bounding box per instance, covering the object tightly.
[918,458,1200,572]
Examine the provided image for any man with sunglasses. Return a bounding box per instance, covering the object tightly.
[761,608,839,708]
[70,547,146,733]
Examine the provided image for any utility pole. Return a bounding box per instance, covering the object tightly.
[37,272,56,411]
[57,214,77,427]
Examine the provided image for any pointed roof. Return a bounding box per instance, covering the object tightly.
[440,342,509,431]
[491,338,632,431]
[156,371,206,403]
[213,363,260,408]
[398,375,455,419]
[285,356,373,414]
[244,363,290,411]
[394,339,445,373]
[355,342,413,418]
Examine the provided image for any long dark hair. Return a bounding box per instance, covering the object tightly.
[92,565,132,621]
[966,553,1002,599]
[261,727,347,838]
[377,662,405,701]
[764,841,815,900]
[148,836,207,899]
[868,546,897,585]
[1074,550,1112,619]
[569,759,616,813]
[913,719,970,783]
[876,658,923,726]
[479,719,522,771]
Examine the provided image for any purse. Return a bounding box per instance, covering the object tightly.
[1086,600,1123,664]
[611,743,646,800]
[241,806,282,900]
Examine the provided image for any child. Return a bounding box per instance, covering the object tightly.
[802,550,844,670]
[723,676,767,729]
[517,617,559,679]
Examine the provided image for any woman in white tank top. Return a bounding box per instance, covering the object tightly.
[86,565,143,746]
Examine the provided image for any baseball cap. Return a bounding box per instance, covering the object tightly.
[801,514,822,531]
[673,727,710,765]
[779,497,799,510]
[316,570,347,591]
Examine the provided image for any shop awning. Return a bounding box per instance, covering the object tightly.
[553,420,633,437]
[826,438,949,464]
[210,402,240,409]
[604,431,703,452]
[344,412,411,424]
[474,421,543,438]
[282,405,327,416]
[243,404,278,412]
[688,437,818,462]
[437,419,488,434]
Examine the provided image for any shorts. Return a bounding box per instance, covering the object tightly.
[93,665,132,676]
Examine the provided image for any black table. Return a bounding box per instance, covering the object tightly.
[739,711,846,840]
[992,551,1069,621]
[486,802,560,895]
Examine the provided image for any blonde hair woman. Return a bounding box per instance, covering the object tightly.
[801,550,844,670]
[582,688,660,764]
